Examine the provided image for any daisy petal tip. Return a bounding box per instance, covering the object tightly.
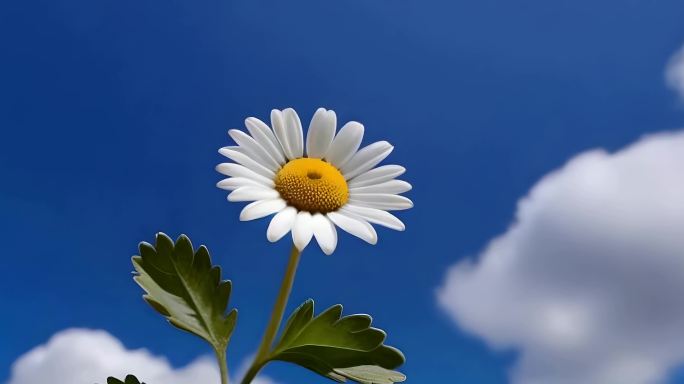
[238,206,254,221]
[270,109,283,122]
[266,223,290,242]
[349,121,364,131]
[368,226,378,245]
[294,240,309,252]
[293,233,313,250]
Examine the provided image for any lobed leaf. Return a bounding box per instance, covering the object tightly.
[132,232,237,352]
[333,366,407,384]
[106,375,144,384]
[270,299,406,383]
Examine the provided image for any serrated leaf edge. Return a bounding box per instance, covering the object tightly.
[132,232,237,351]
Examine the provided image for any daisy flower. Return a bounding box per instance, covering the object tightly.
[216,107,412,255]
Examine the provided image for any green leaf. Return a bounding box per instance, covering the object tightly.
[270,299,406,384]
[106,375,144,384]
[132,232,237,352]
[333,366,407,384]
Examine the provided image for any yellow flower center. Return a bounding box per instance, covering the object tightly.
[274,158,349,213]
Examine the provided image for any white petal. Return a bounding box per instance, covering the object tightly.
[220,145,244,154]
[341,141,394,180]
[342,205,405,231]
[245,117,286,164]
[349,193,413,211]
[306,108,336,159]
[271,109,295,160]
[283,108,304,159]
[217,177,272,191]
[218,147,276,179]
[312,213,337,255]
[228,186,279,202]
[239,199,286,221]
[267,206,297,242]
[229,129,281,170]
[348,165,406,188]
[220,143,263,170]
[292,211,314,250]
[324,121,364,168]
[327,211,377,245]
[215,163,274,186]
[349,180,412,194]
[348,194,414,211]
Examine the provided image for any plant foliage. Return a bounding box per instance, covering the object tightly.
[132,232,237,352]
[106,375,144,384]
[269,299,406,383]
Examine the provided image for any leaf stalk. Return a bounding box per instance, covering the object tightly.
[215,348,230,384]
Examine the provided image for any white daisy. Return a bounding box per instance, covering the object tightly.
[216,107,413,255]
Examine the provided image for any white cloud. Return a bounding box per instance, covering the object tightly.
[437,131,684,384]
[6,328,277,384]
[666,44,684,99]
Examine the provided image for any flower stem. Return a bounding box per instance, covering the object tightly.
[241,245,302,384]
[215,348,229,384]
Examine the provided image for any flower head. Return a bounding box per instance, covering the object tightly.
[216,108,412,255]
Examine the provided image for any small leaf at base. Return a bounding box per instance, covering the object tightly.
[106,375,144,384]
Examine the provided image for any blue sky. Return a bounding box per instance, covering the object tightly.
[2,1,684,383]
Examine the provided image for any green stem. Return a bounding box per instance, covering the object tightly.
[241,245,302,384]
[215,348,229,384]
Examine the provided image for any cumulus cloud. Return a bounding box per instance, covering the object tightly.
[6,328,277,384]
[666,44,684,99]
[437,132,684,384]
